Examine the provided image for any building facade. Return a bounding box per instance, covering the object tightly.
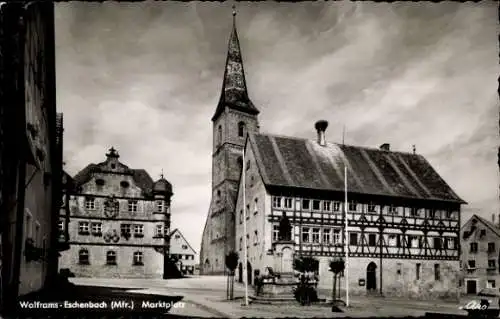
[169,229,197,275]
[59,148,173,279]
[200,9,259,275]
[200,10,466,300]
[0,1,63,313]
[460,214,500,295]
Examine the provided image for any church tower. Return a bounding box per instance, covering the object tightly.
[200,7,260,275]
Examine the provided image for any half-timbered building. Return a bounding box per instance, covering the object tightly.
[58,147,173,279]
[234,122,466,300]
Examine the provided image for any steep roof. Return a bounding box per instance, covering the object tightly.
[461,215,500,239]
[212,9,259,122]
[248,133,466,204]
[170,228,197,254]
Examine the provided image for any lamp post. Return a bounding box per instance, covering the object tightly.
[242,148,249,306]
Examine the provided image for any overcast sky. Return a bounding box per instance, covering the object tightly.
[55,1,498,261]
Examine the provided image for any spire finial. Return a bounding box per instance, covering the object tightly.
[160,169,164,179]
[412,145,416,154]
[232,4,236,17]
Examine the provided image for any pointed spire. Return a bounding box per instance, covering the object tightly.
[212,5,259,122]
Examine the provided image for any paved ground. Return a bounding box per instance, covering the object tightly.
[67,276,474,318]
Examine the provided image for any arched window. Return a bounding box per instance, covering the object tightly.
[78,249,89,265]
[238,122,246,137]
[133,251,143,265]
[106,250,117,265]
[217,125,222,146]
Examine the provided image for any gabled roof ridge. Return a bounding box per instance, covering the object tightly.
[472,215,500,238]
[253,132,424,157]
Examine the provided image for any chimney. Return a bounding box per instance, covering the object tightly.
[314,120,328,146]
[380,143,390,151]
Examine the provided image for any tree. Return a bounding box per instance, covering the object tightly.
[293,256,319,305]
[329,258,345,303]
[225,251,239,300]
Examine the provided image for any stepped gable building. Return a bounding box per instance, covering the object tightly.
[200,9,467,300]
[200,8,259,275]
[59,147,173,279]
[460,214,500,295]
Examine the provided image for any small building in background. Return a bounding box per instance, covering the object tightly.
[460,214,500,295]
[169,228,197,275]
[58,147,173,279]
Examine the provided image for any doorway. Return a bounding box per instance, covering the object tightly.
[366,262,377,291]
[247,262,252,286]
[466,280,477,294]
[238,262,242,283]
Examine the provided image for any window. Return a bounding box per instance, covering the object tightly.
[429,209,436,219]
[254,198,258,214]
[348,201,357,212]
[322,229,331,244]
[128,200,138,212]
[246,204,250,219]
[91,223,102,235]
[323,201,331,211]
[78,249,89,265]
[302,199,310,210]
[106,251,117,265]
[239,237,243,251]
[333,229,341,244]
[367,203,376,213]
[332,202,341,212]
[388,205,398,215]
[368,234,376,246]
[468,260,476,269]
[133,224,144,237]
[396,235,402,248]
[410,207,419,217]
[312,228,320,243]
[217,125,222,146]
[284,198,293,209]
[312,200,321,211]
[85,197,95,210]
[155,224,164,237]
[120,224,131,235]
[433,237,442,249]
[416,263,421,280]
[175,234,180,239]
[156,200,164,212]
[78,222,90,235]
[349,233,358,245]
[238,121,245,137]
[487,280,496,289]
[488,242,495,253]
[434,264,440,281]
[487,259,496,270]
[302,227,310,243]
[182,245,188,250]
[470,242,478,253]
[272,225,279,242]
[133,252,143,265]
[246,160,250,171]
[58,220,64,232]
[446,210,453,219]
[272,197,282,208]
[254,230,258,245]
[480,229,486,237]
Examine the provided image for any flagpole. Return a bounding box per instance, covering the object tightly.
[344,165,349,307]
[242,149,249,306]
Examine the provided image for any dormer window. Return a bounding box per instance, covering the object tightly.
[120,181,129,188]
[95,179,105,186]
